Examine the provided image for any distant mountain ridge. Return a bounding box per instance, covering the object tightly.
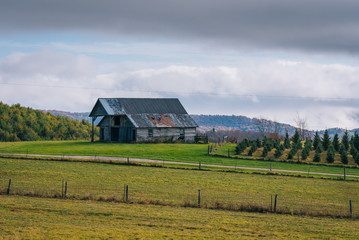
[190,114,295,135]
[42,110,359,138]
[42,110,90,121]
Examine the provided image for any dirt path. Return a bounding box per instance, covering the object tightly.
[2,153,358,178]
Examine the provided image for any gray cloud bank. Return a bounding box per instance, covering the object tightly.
[2,0,359,55]
[1,50,359,129]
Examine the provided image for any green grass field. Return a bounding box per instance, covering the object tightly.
[1,195,359,239]
[1,158,358,217]
[1,141,359,178]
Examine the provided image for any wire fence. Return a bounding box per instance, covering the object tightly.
[1,178,356,218]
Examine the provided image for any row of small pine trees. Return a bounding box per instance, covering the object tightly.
[235,130,359,165]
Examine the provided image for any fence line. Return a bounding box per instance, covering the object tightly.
[1,178,356,218]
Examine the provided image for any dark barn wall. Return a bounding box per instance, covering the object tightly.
[99,115,136,143]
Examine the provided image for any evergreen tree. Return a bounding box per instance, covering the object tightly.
[262,144,269,157]
[304,138,313,151]
[256,138,262,148]
[322,130,331,151]
[350,135,354,147]
[340,144,348,164]
[313,132,321,150]
[352,148,359,165]
[332,133,340,152]
[248,142,258,156]
[313,148,321,162]
[284,132,291,149]
[287,144,298,160]
[301,139,312,161]
[292,130,301,149]
[235,140,248,155]
[353,132,359,151]
[274,139,280,149]
[274,145,283,158]
[316,141,323,153]
[342,130,349,151]
[287,150,294,160]
[279,143,285,151]
[350,142,355,157]
[326,144,335,163]
[301,147,309,160]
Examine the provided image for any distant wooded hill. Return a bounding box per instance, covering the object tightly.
[0,102,95,142]
[44,110,358,139]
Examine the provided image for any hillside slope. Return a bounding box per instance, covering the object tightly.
[0,102,95,141]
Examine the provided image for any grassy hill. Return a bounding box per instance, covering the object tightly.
[0,102,97,142]
[1,142,359,238]
[1,141,359,178]
[1,157,358,217]
[1,156,359,238]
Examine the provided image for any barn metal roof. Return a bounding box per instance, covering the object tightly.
[89,98,198,128]
[128,113,198,128]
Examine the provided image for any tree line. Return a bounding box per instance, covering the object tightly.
[0,102,97,142]
[236,129,359,165]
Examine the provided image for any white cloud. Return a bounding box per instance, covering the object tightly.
[1,49,359,129]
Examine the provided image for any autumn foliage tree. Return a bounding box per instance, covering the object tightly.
[0,102,96,142]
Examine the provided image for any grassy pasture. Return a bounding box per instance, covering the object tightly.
[1,158,358,217]
[1,195,359,239]
[1,141,359,177]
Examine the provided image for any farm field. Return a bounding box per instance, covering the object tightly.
[1,158,358,217]
[1,195,359,239]
[1,141,359,178]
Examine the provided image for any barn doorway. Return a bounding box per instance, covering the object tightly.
[111,127,119,142]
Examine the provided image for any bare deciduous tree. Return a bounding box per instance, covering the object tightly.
[293,112,310,140]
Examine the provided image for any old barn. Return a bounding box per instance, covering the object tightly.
[89,98,198,143]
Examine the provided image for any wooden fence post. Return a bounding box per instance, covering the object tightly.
[62,179,64,198]
[350,200,353,217]
[199,160,201,170]
[127,157,129,165]
[198,189,201,207]
[64,181,68,197]
[125,185,129,202]
[274,194,278,213]
[7,179,11,195]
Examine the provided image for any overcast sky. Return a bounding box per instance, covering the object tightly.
[1,0,359,130]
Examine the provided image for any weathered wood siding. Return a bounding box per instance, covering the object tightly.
[136,127,196,143]
[99,115,136,142]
